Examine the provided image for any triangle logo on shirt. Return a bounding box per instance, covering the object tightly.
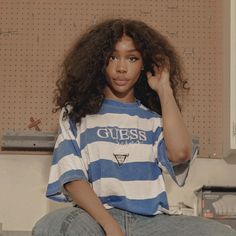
[113,153,129,166]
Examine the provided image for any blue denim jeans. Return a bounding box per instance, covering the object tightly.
[32,207,236,236]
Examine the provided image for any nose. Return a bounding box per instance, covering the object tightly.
[116,59,127,73]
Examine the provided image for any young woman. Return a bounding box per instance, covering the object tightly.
[32,19,236,236]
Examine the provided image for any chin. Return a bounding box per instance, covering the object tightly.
[105,81,134,98]
[113,86,130,95]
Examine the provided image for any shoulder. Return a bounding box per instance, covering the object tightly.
[138,103,161,119]
[58,106,78,137]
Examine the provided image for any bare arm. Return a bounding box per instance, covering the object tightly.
[157,82,192,163]
[65,180,124,236]
[147,66,192,163]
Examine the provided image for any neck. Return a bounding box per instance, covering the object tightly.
[104,87,135,103]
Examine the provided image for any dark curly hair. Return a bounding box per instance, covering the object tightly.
[54,18,188,123]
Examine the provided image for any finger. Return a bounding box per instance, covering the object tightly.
[160,69,170,82]
[162,66,169,73]
[154,64,169,74]
[146,71,152,80]
[163,55,170,71]
[153,64,160,74]
[162,67,170,77]
[153,65,162,79]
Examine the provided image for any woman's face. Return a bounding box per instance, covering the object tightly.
[104,35,143,102]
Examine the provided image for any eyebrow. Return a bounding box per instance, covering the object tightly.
[113,49,139,52]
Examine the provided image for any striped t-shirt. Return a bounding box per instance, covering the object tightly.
[46,98,197,216]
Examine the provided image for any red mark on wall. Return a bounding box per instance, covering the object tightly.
[28,117,41,131]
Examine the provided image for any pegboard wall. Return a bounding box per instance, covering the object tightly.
[0,0,227,157]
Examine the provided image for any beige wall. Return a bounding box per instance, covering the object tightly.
[0,154,235,231]
[0,154,67,231]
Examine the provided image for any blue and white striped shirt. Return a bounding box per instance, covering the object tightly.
[46,98,197,215]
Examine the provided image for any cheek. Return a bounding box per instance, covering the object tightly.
[105,63,115,76]
[132,60,143,73]
[104,66,112,80]
[131,64,143,77]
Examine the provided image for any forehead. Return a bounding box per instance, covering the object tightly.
[114,35,138,52]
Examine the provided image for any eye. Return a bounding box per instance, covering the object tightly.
[129,56,139,62]
[109,55,118,61]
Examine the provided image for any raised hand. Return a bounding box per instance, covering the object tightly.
[146,65,171,94]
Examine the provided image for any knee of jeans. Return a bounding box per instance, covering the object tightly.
[31,226,42,236]
[31,221,48,236]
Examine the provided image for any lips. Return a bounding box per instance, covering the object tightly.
[113,78,129,86]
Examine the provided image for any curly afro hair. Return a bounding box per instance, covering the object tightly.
[54,18,188,123]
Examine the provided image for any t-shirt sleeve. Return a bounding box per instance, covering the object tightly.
[46,108,88,202]
[154,120,199,187]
